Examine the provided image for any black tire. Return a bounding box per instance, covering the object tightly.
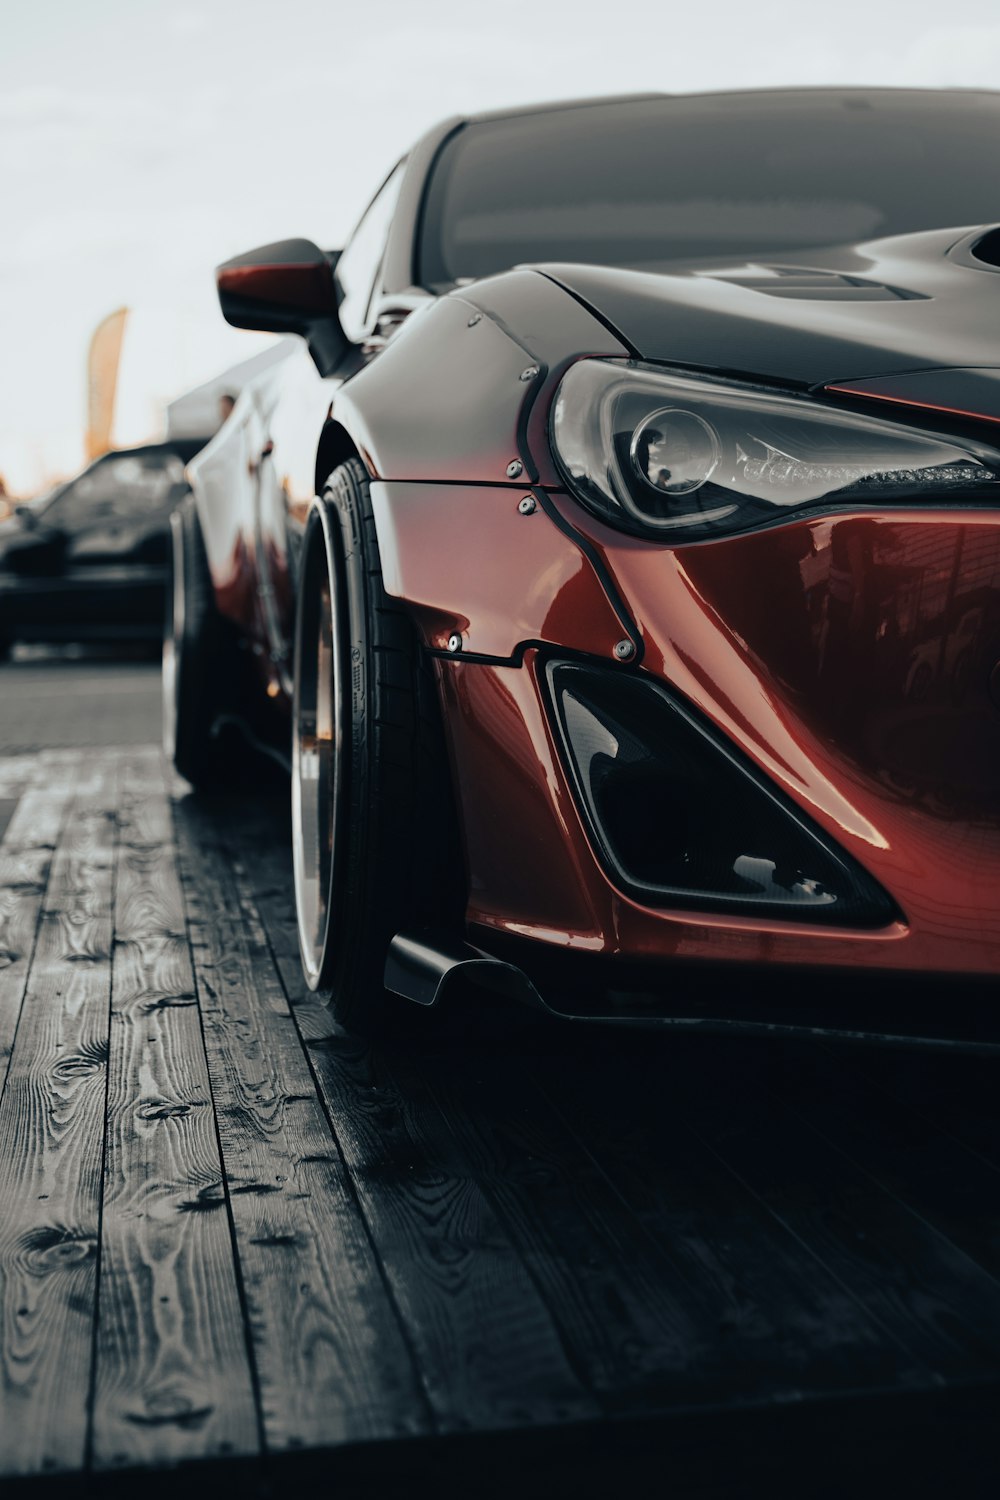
[163,496,231,788]
[292,458,456,1031]
[908,661,933,703]
[951,648,973,706]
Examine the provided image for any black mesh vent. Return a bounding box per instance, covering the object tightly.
[547,661,898,927]
[971,227,1000,269]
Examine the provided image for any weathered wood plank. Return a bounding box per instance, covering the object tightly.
[0,799,19,843]
[848,1047,1000,1177]
[393,1048,711,1412]
[224,802,597,1432]
[0,754,45,798]
[219,802,321,1040]
[0,763,115,1475]
[299,1029,597,1430]
[534,1037,945,1395]
[91,752,259,1470]
[768,1047,1000,1299]
[236,799,931,1412]
[426,1046,919,1415]
[0,784,76,1099]
[645,1039,1000,1383]
[173,794,431,1451]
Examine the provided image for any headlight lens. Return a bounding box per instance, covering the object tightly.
[551,360,1000,541]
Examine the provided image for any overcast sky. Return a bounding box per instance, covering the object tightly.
[4,0,1000,490]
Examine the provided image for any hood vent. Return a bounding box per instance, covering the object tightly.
[700,266,926,302]
[971,227,1000,269]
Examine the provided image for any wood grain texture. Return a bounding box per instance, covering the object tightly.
[298,1028,597,1431]
[173,794,431,1450]
[0,783,76,1099]
[217,805,323,1042]
[768,1047,1000,1316]
[4,747,1000,1493]
[225,803,597,1432]
[0,754,44,798]
[0,763,114,1475]
[91,751,258,1470]
[193,793,1000,1423]
[532,1040,935,1400]
[638,1040,1000,1384]
[429,1050,897,1415]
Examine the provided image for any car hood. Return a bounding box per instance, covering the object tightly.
[537,223,1000,406]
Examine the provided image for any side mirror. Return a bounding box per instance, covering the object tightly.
[216,238,348,376]
[14,504,39,530]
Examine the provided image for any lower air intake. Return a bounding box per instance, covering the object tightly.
[546,661,897,927]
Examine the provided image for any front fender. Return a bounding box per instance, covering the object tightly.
[371,480,626,661]
[331,270,626,487]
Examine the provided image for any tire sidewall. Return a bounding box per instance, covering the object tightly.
[293,458,426,1025]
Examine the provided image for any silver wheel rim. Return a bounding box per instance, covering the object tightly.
[292,513,344,990]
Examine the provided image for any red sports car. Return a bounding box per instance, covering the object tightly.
[170,89,1000,1040]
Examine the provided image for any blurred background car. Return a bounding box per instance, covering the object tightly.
[0,439,203,657]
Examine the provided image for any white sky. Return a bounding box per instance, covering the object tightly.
[4,0,1000,491]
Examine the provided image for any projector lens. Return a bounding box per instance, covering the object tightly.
[630,408,720,495]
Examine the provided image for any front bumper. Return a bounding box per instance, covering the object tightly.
[435,504,1000,982]
[0,566,167,640]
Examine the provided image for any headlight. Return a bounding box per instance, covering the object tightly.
[550,360,1000,542]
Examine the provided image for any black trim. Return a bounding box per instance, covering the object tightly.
[515,373,544,489]
[428,647,524,667]
[413,122,468,292]
[543,658,900,928]
[536,270,643,360]
[819,386,1000,454]
[533,490,644,659]
[427,639,632,669]
[388,927,1000,1054]
[552,489,1000,550]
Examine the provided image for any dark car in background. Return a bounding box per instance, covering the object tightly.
[0,439,202,656]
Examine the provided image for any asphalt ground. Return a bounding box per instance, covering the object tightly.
[0,647,162,753]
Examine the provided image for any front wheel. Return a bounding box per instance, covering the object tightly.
[292,458,454,1031]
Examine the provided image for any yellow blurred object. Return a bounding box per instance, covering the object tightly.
[85,307,129,461]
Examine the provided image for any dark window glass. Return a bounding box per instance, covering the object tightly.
[420,92,1000,286]
[335,161,406,340]
[42,452,184,527]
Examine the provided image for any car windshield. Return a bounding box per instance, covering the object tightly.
[420,91,1000,286]
[40,452,184,527]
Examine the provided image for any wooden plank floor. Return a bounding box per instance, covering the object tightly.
[1,745,1000,1498]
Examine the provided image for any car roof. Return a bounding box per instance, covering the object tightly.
[463,85,1000,127]
[80,439,202,475]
